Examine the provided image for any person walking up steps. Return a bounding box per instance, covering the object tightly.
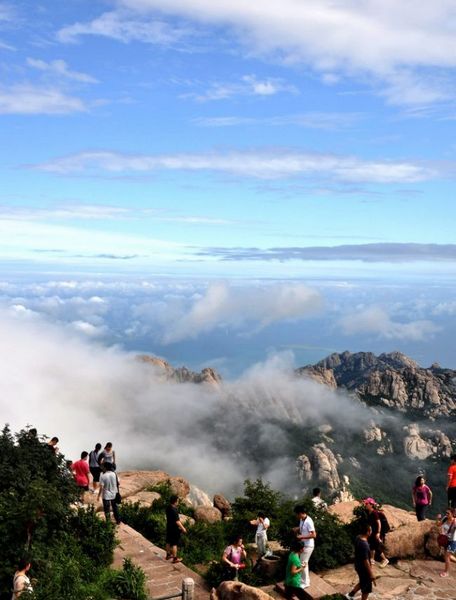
[364,498,389,568]
[89,443,102,492]
[345,523,376,600]
[98,462,121,525]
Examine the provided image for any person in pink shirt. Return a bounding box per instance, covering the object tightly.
[72,451,90,494]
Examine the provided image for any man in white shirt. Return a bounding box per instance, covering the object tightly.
[250,511,270,557]
[294,505,316,590]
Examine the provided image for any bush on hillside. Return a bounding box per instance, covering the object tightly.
[0,426,128,600]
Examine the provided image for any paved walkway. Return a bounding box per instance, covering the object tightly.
[113,523,210,600]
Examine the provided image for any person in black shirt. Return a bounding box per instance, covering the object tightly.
[165,495,187,563]
[364,498,389,567]
[345,523,375,600]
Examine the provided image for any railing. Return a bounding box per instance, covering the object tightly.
[151,577,195,600]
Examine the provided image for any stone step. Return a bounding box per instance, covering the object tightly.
[275,572,339,599]
[113,523,210,599]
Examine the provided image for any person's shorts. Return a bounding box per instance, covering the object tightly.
[368,534,381,552]
[166,531,181,546]
[448,540,456,553]
[90,466,101,482]
[356,567,373,594]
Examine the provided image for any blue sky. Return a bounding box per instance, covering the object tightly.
[0,1,455,371]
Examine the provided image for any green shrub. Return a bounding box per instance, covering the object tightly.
[105,558,147,600]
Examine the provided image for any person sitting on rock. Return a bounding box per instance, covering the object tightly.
[345,523,375,600]
[412,475,432,521]
[222,535,247,580]
[364,499,389,568]
[250,511,270,557]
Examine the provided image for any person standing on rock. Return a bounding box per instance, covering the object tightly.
[293,505,316,590]
[250,511,270,557]
[72,451,90,496]
[89,443,102,492]
[412,476,432,521]
[364,499,389,568]
[345,523,375,600]
[98,442,116,470]
[447,454,456,509]
[98,461,121,525]
[284,540,313,600]
[165,494,187,564]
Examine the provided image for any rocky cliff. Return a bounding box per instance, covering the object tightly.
[298,350,456,418]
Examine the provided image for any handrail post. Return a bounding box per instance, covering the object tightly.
[182,577,194,600]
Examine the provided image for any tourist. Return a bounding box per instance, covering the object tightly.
[364,498,389,568]
[293,505,316,590]
[284,540,313,599]
[11,557,33,599]
[98,442,116,470]
[98,461,121,525]
[438,508,456,578]
[222,535,247,580]
[412,476,432,521]
[447,454,456,509]
[250,511,270,557]
[89,443,102,491]
[165,494,187,564]
[47,436,59,454]
[72,451,90,495]
[311,487,328,511]
[345,523,375,600]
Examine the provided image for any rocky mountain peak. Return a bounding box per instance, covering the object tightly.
[137,355,221,387]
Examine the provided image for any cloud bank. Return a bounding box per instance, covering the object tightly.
[0,308,369,494]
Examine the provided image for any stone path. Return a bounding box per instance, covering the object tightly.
[320,558,456,600]
[113,523,210,599]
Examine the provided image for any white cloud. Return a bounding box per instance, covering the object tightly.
[0,204,131,221]
[193,112,362,130]
[185,74,297,101]
[162,281,322,343]
[34,149,435,184]
[0,84,87,114]
[113,0,456,105]
[339,305,440,341]
[27,58,98,84]
[57,10,189,45]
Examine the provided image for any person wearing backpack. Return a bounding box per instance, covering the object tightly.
[364,498,389,568]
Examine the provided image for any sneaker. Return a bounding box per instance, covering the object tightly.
[379,558,389,568]
[345,594,355,600]
[440,571,449,578]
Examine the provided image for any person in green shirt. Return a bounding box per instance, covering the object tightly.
[284,541,312,599]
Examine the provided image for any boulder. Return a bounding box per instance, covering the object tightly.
[329,501,416,530]
[194,505,222,524]
[385,519,434,559]
[424,523,444,558]
[213,494,231,518]
[187,484,213,507]
[168,476,190,499]
[179,514,195,528]
[210,581,275,600]
[124,491,161,508]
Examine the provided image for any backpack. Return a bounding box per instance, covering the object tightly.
[378,510,390,536]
